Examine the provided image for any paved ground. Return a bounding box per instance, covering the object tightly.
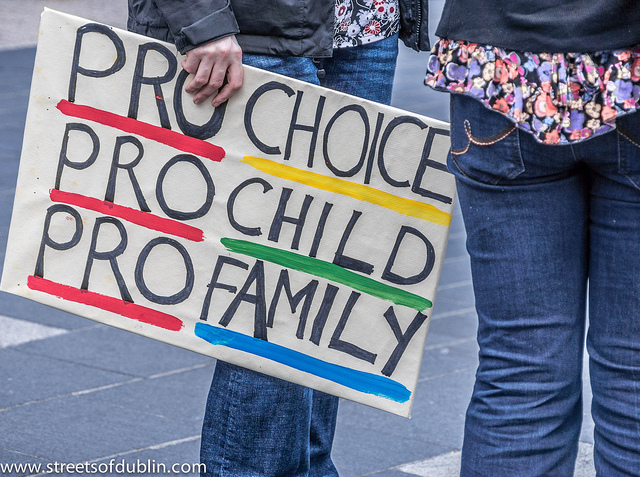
[0,1,595,476]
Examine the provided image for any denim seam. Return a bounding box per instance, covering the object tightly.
[450,119,522,183]
[449,153,472,180]
[451,119,517,156]
[615,124,640,190]
[219,366,242,476]
[617,124,640,149]
[465,119,516,145]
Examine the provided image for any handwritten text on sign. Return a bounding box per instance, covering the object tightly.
[1,10,455,417]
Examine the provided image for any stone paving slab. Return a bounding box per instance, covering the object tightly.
[0,348,131,410]
[0,395,199,463]
[399,443,597,477]
[71,436,204,477]
[13,325,213,378]
[333,423,452,477]
[0,292,91,329]
[0,315,67,348]
[81,363,214,423]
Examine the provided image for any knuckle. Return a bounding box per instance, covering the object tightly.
[182,62,196,74]
[192,77,208,89]
[210,79,224,90]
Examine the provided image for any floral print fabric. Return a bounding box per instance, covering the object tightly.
[334,0,400,49]
[425,39,640,144]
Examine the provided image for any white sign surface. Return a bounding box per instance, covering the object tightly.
[1,9,455,417]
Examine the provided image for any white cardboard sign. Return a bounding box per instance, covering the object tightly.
[1,9,455,417]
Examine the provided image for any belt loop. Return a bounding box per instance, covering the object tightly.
[313,57,326,80]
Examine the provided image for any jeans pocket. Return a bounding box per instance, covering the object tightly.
[448,93,525,185]
[616,112,640,190]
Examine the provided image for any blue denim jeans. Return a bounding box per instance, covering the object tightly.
[449,93,640,476]
[200,35,398,477]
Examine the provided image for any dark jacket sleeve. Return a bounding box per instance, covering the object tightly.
[150,0,240,53]
[398,0,430,51]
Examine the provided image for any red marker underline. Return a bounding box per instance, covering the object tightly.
[56,99,225,162]
[27,275,184,332]
[50,189,205,242]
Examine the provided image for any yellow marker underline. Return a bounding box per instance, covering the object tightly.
[242,156,451,226]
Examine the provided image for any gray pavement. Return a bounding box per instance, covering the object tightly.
[0,1,595,476]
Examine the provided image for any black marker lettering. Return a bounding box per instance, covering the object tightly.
[268,188,314,250]
[378,116,428,188]
[244,81,295,155]
[174,69,227,139]
[34,205,83,278]
[329,291,377,363]
[135,237,194,304]
[82,217,132,302]
[382,226,435,285]
[105,136,150,211]
[128,42,177,129]
[364,112,385,184]
[323,105,369,177]
[381,307,429,376]
[227,178,273,236]
[56,123,100,190]
[333,210,374,275]
[412,127,453,204]
[309,284,339,345]
[284,92,325,166]
[309,202,333,258]
[156,154,214,220]
[200,256,249,321]
[219,260,268,340]
[68,23,125,103]
[268,270,319,339]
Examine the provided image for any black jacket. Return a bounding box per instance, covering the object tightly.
[435,0,640,53]
[127,0,429,57]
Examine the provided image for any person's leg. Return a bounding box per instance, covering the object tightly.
[243,55,321,86]
[201,362,314,476]
[449,94,589,476]
[583,112,640,476]
[308,390,340,477]
[200,54,339,477]
[321,33,398,104]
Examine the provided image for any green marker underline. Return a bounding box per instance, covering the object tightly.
[220,238,432,311]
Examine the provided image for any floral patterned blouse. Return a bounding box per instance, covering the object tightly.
[425,38,640,144]
[334,0,400,49]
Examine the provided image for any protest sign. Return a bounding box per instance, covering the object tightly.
[0,9,455,417]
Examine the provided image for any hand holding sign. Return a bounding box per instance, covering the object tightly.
[181,35,243,107]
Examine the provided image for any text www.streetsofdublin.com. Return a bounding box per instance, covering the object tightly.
[0,459,205,475]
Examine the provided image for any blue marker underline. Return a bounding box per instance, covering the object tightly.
[194,323,411,403]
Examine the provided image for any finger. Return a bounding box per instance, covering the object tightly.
[185,60,215,96]
[180,53,200,74]
[192,66,228,104]
[211,64,244,107]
